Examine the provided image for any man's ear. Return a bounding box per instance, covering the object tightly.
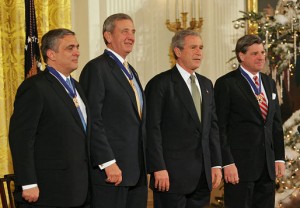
[46,49,56,61]
[104,31,112,44]
[238,52,245,62]
[174,47,181,58]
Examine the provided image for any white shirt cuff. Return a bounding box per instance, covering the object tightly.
[223,163,235,168]
[99,159,116,170]
[22,184,38,190]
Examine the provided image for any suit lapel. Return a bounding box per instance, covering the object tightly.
[45,71,86,133]
[172,67,201,127]
[196,74,209,127]
[74,81,89,127]
[261,74,272,103]
[131,66,146,120]
[261,74,273,121]
[235,69,262,116]
[105,54,141,119]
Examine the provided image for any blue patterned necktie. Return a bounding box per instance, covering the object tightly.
[66,78,87,132]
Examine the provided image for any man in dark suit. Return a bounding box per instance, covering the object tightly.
[145,30,222,208]
[214,34,285,208]
[79,13,147,208]
[9,28,90,207]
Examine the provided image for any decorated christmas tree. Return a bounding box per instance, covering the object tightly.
[277,110,300,207]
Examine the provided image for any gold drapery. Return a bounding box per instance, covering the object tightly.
[0,0,71,178]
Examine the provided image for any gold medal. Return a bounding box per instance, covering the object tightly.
[73,97,79,107]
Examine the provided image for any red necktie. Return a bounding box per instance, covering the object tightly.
[253,76,268,120]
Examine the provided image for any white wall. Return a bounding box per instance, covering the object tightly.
[71,0,246,86]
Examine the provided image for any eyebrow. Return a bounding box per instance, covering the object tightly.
[65,44,79,48]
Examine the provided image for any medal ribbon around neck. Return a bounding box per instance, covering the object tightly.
[240,68,262,95]
[47,66,78,106]
[104,49,133,80]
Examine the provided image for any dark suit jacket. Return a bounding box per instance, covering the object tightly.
[214,67,285,181]
[9,70,89,207]
[145,66,222,194]
[79,52,147,187]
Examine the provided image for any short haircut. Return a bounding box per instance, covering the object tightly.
[235,34,263,63]
[171,30,201,60]
[41,28,75,63]
[102,13,133,45]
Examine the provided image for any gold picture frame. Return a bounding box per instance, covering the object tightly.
[246,0,258,34]
[247,0,258,12]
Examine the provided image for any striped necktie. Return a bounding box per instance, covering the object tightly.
[253,76,268,121]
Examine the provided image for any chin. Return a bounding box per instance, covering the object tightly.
[193,64,201,69]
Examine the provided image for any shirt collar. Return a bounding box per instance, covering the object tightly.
[106,48,126,64]
[47,66,70,81]
[56,70,70,81]
[176,63,196,82]
[240,65,260,80]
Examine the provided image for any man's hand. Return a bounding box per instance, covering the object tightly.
[154,170,170,192]
[22,187,39,203]
[105,163,122,186]
[224,164,239,184]
[275,162,285,178]
[211,168,222,189]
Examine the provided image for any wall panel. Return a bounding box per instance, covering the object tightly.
[71,0,246,84]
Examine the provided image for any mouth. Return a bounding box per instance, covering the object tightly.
[125,42,134,46]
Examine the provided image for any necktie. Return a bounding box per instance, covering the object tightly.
[253,76,268,121]
[66,78,87,131]
[123,61,142,119]
[190,75,201,121]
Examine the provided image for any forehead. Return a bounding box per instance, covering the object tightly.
[57,35,78,46]
[184,35,202,44]
[246,43,264,52]
[114,19,134,29]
